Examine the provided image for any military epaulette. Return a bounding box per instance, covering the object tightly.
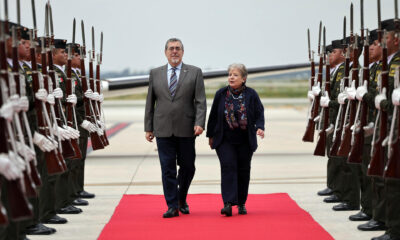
[389,60,400,77]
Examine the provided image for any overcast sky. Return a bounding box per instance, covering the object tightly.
[2,0,396,73]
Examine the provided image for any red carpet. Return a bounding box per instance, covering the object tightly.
[98,193,333,240]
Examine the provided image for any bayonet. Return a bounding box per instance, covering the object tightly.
[307,29,311,61]
[350,3,354,36]
[31,0,37,37]
[396,0,399,20]
[44,3,49,37]
[81,20,86,58]
[4,0,8,21]
[318,21,322,55]
[100,32,103,64]
[72,18,76,45]
[361,0,365,40]
[343,16,347,48]
[92,26,95,58]
[49,3,54,37]
[17,0,21,25]
[323,26,326,55]
[378,0,382,30]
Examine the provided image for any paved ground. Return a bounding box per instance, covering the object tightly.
[30,99,384,240]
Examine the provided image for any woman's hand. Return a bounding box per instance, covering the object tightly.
[208,138,213,149]
[256,129,264,139]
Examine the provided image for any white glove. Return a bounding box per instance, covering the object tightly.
[65,126,80,139]
[8,151,26,172]
[47,93,55,105]
[84,89,93,99]
[346,80,356,100]
[356,81,368,101]
[19,96,29,112]
[10,94,22,113]
[33,132,54,152]
[363,122,375,137]
[325,123,334,135]
[66,94,77,106]
[97,120,105,131]
[0,101,14,121]
[320,92,330,108]
[97,127,104,136]
[0,153,21,180]
[307,90,314,101]
[99,93,104,103]
[338,92,348,105]
[53,88,64,99]
[392,88,400,106]
[92,92,100,101]
[312,82,321,96]
[81,120,97,132]
[35,89,48,102]
[16,141,35,162]
[375,89,387,110]
[53,124,67,140]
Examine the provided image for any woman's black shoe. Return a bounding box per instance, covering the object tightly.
[221,203,232,216]
[238,204,247,215]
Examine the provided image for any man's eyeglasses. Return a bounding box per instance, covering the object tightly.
[168,46,182,51]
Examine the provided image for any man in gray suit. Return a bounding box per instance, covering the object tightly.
[144,38,206,218]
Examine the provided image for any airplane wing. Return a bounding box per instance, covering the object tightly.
[102,63,310,92]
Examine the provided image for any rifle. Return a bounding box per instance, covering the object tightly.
[384,0,400,179]
[64,19,82,160]
[314,27,330,156]
[368,3,388,177]
[348,26,370,164]
[303,23,322,142]
[330,16,351,156]
[80,20,104,150]
[45,3,76,160]
[96,32,109,146]
[338,4,360,156]
[89,27,108,145]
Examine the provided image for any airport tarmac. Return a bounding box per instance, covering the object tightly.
[29,99,384,240]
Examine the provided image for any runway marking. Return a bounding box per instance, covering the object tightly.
[87,122,132,153]
[86,176,326,187]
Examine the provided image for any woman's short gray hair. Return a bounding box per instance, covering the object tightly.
[228,63,248,79]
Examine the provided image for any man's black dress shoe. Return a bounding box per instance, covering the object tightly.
[317,188,333,196]
[178,202,189,214]
[25,223,56,235]
[371,233,392,240]
[56,205,82,214]
[358,219,387,231]
[42,215,68,224]
[163,208,179,218]
[72,198,89,206]
[221,203,232,217]
[78,190,95,199]
[323,195,341,203]
[332,202,359,211]
[349,211,372,221]
[238,204,247,215]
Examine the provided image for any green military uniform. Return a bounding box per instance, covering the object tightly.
[379,50,400,239]
[54,65,76,210]
[68,67,89,203]
[37,62,59,223]
[326,60,345,199]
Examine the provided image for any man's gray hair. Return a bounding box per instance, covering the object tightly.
[228,63,248,79]
[165,38,184,51]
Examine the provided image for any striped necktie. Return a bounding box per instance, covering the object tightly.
[169,67,178,96]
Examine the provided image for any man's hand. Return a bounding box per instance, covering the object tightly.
[194,126,203,136]
[257,129,264,139]
[146,131,154,142]
[208,138,213,149]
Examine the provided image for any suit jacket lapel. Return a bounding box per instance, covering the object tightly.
[160,64,172,101]
[172,63,188,100]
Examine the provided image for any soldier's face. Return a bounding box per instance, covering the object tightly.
[53,49,67,66]
[369,40,382,62]
[386,32,400,55]
[165,41,184,67]
[228,68,245,89]
[330,49,344,66]
[18,39,29,60]
[71,53,81,68]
